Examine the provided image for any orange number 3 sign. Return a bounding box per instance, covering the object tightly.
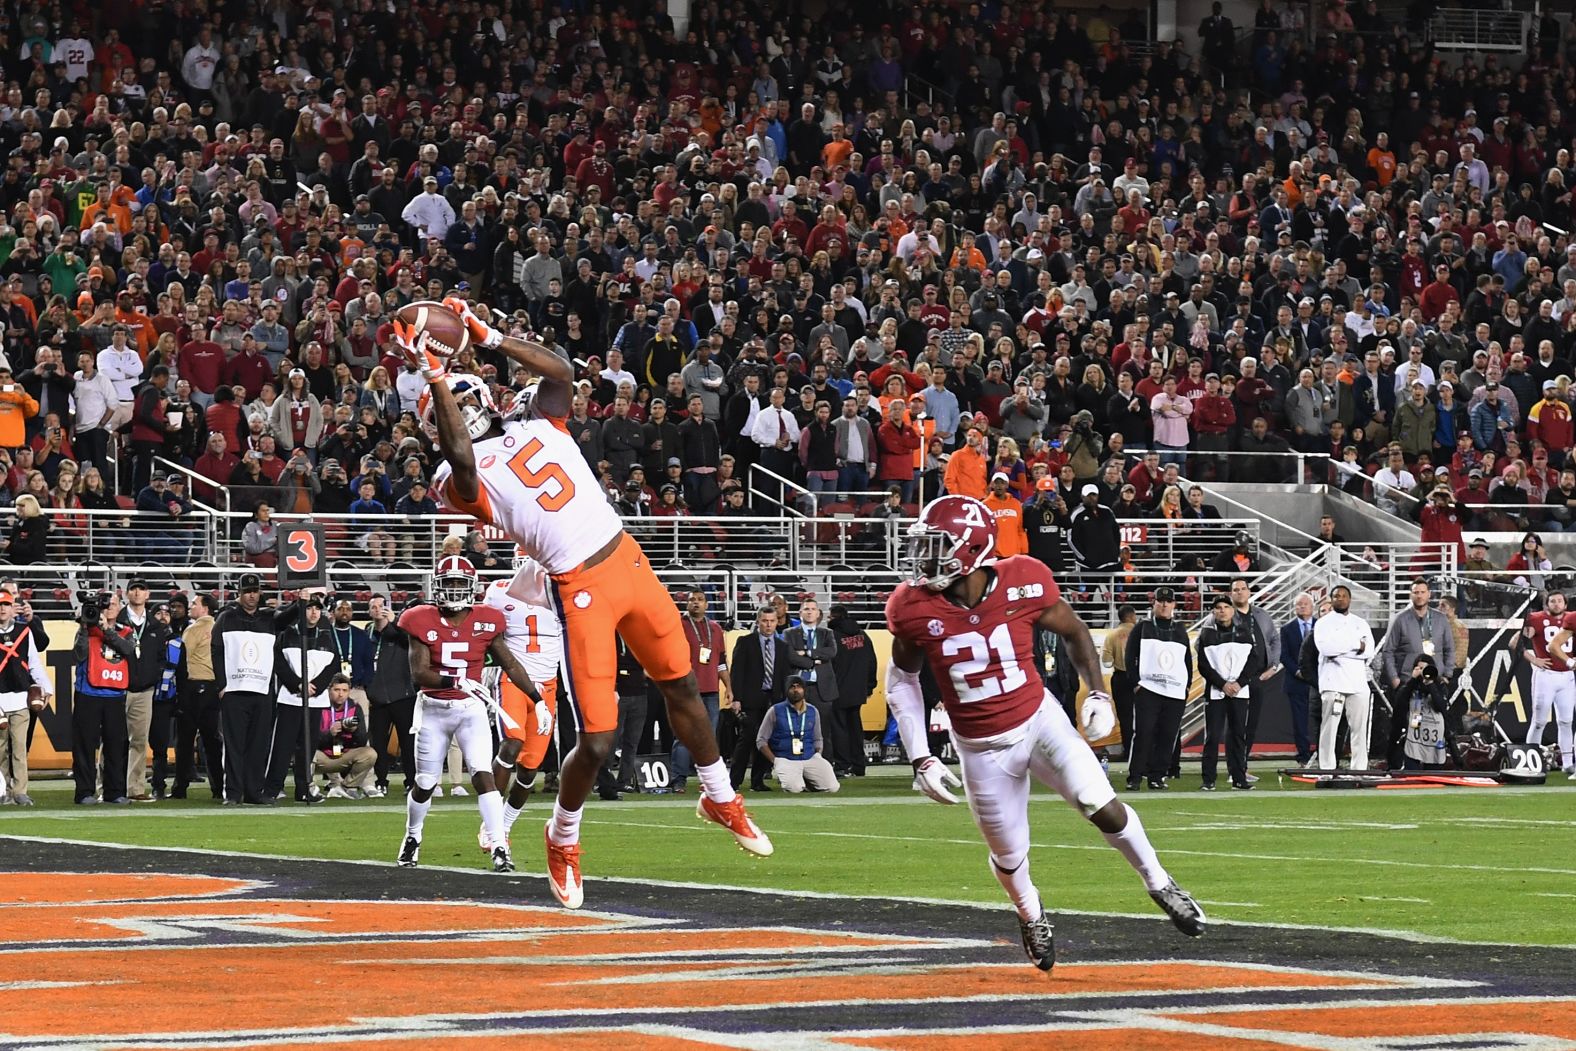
[508,437,576,511]
[284,528,320,573]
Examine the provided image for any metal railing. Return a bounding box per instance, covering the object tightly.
[1429,8,1532,50]
[749,462,937,519]
[156,457,232,515]
[9,505,214,567]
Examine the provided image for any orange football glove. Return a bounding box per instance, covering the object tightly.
[442,295,503,349]
[391,319,447,381]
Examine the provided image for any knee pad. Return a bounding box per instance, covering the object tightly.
[414,772,438,791]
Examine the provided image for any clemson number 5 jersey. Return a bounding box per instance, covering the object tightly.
[885,555,1061,739]
[431,410,622,576]
[483,560,562,688]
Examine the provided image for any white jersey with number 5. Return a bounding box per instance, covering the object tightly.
[431,411,622,575]
[483,560,562,686]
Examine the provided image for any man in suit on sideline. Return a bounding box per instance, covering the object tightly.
[728,606,790,791]
[1280,592,1318,766]
[784,598,839,767]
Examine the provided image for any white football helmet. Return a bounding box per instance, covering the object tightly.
[432,555,479,612]
[418,373,498,441]
[512,544,532,573]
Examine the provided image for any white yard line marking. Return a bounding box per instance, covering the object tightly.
[579,816,1576,880]
[0,833,1568,949]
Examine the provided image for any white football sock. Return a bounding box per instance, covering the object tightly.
[548,799,583,846]
[477,789,505,848]
[502,802,523,835]
[991,855,1043,922]
[1103,803,1171,892]
[405,792,432,838]
[696,758,737,804]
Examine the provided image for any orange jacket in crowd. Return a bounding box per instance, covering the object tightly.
[943,441,988,499]
[0,383,40,447]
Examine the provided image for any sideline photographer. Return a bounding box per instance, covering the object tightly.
[1391,655,1463,769]
[71,592,135,804]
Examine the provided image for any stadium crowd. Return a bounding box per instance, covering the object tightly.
[0,0,1575,799]
[0,0,1570,555]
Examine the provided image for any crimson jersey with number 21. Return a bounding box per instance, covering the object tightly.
[398,603,504,701]
[886,555,1061,739]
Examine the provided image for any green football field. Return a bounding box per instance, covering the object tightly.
[5,767,1573,948]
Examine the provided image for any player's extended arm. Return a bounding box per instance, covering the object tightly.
[1036,600,1105,695]
[1037,600,1115,742]
[888,634,961,803]
[427,375,481,504]
[444,297,572,417]
[488,634,542,705]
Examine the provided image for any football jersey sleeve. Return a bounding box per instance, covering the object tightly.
[884,583,922,640]
[396,604,429,640]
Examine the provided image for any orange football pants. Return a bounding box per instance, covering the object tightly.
[499,678,558,770]
[550,532,689,734]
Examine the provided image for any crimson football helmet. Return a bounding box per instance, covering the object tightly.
[418,373,499,441]
[432,554,479,611]
[904,495,998,591]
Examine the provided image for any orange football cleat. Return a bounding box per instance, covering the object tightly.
[543,823,584,909]
[697,794,774,856]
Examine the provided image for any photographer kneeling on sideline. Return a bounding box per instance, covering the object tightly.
[314,675,378,797]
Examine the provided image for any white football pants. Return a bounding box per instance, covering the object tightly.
[951,694,1116,872]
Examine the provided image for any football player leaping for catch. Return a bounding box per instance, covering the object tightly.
[393,298,771,910]
[398,555,542,873]
[885,495,1205,972]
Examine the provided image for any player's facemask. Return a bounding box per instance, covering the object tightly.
[420,373,497,440]
[904,527,968,592]
[433,571,477,611]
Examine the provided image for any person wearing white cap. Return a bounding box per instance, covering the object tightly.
[983,472,1028,557]
[1527,380,1573,461]
[1068,483,1120,594]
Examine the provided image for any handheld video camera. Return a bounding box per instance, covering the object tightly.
[77,590,107,624]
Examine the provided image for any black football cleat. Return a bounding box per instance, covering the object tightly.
[1019,911,1056,972]
[397,835,421,867]
[491,844,515,873]
[1150,880,1206,937]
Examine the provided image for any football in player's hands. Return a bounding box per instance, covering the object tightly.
[1080,690,1116,743]
[393,300,470,358]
